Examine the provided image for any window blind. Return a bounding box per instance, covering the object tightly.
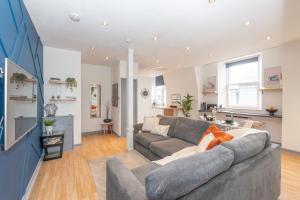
[226,57,259,68]
[155,75,165,86]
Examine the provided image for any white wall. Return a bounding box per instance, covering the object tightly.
[111,60,155,134]
[44,46,82,144]
[164,67,199,118]
[81,63,111,133]
[137,76,155,123]
[281,40,300,152]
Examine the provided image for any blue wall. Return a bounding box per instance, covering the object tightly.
[0,0,44,199]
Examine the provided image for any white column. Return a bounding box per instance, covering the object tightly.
[126,48,134,150]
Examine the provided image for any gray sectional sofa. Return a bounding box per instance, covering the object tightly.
[106,116,281,200]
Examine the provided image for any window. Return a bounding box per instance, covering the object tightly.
[153,75,166,106]
[226,57,261,109]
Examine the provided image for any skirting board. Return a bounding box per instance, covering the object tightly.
[21,155,43,200]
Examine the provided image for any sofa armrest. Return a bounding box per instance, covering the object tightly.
[134,123,143,135]
[106,158,148,200]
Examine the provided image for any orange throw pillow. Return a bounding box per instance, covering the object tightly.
[198,124,234,151]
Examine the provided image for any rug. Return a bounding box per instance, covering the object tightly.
[88,150,149,200]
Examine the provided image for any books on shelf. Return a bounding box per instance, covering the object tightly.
[45,137,61,145]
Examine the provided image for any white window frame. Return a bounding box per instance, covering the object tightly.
[153,85,166,106]
[225,56,262,110]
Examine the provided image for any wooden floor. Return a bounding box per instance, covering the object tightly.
[29,133,300,200]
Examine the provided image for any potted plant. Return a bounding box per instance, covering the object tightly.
[177,93,194,117]
[10,73,28,89]
[103,101,112,123]
[44,119,56,135]
[65,77,77,91]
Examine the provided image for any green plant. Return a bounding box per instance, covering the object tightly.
[65,77,77,91]
[43,119,56,126]
[10,73,28,87]
[177,93,194,117]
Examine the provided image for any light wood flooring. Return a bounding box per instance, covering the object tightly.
[29,133,300,200]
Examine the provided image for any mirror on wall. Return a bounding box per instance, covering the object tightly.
[4,58,38,150]
[89,84,101,118]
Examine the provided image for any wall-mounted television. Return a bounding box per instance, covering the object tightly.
[3,58,38,151]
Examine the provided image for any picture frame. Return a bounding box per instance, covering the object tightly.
[112,83,118,107]
[264,66,282,88]
[171,94,181,100]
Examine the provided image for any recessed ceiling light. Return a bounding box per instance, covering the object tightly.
[186,46,191,51]
[209,0,216,4]
[91,47,95,51]
[245,21,251,26]
[266,36,272,40]
[153,36,158,41]
[69,12,80,22]
[101,21,109,26]
[105,56,109,60]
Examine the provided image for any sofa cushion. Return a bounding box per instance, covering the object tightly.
[142,117,160,132]
[173,117,211,144]
[132,163,160,186]
[134,132,169,148]
[151,125,170,137]
[145,145,234,200]
[157,115,178,137]
[149,138,194,158]
[221,132,267,165]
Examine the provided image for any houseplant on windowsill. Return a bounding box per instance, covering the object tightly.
[177,93,194,118]
[44,119,56,135]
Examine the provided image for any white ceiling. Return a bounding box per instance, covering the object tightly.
[24,0,300,72]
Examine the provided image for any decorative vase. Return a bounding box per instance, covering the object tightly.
[46,126,53,135]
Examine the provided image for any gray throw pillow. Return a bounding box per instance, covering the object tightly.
[172,117,210,144]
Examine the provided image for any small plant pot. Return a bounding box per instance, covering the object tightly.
[104,119,112,123]
[46,126,53,135]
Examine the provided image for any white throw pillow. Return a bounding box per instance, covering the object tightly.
[142,116,160,132]
[198,133,215,152]
[227,128,266,139]
[151,125,170,137]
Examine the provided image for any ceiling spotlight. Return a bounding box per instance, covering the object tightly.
[101,21,109,26]
[153,36,158,41]
[105,56,109,60]
[69,12,80,22]
[245,21,251,26]
[209,0,216,4]
[186,46,191,51]
[266,36,272,40]
[91,47,95,51]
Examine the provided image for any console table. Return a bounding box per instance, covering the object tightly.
[100,122,113,134]
[41,131,64,161]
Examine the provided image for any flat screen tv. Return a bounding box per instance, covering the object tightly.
[3,58,38,151]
